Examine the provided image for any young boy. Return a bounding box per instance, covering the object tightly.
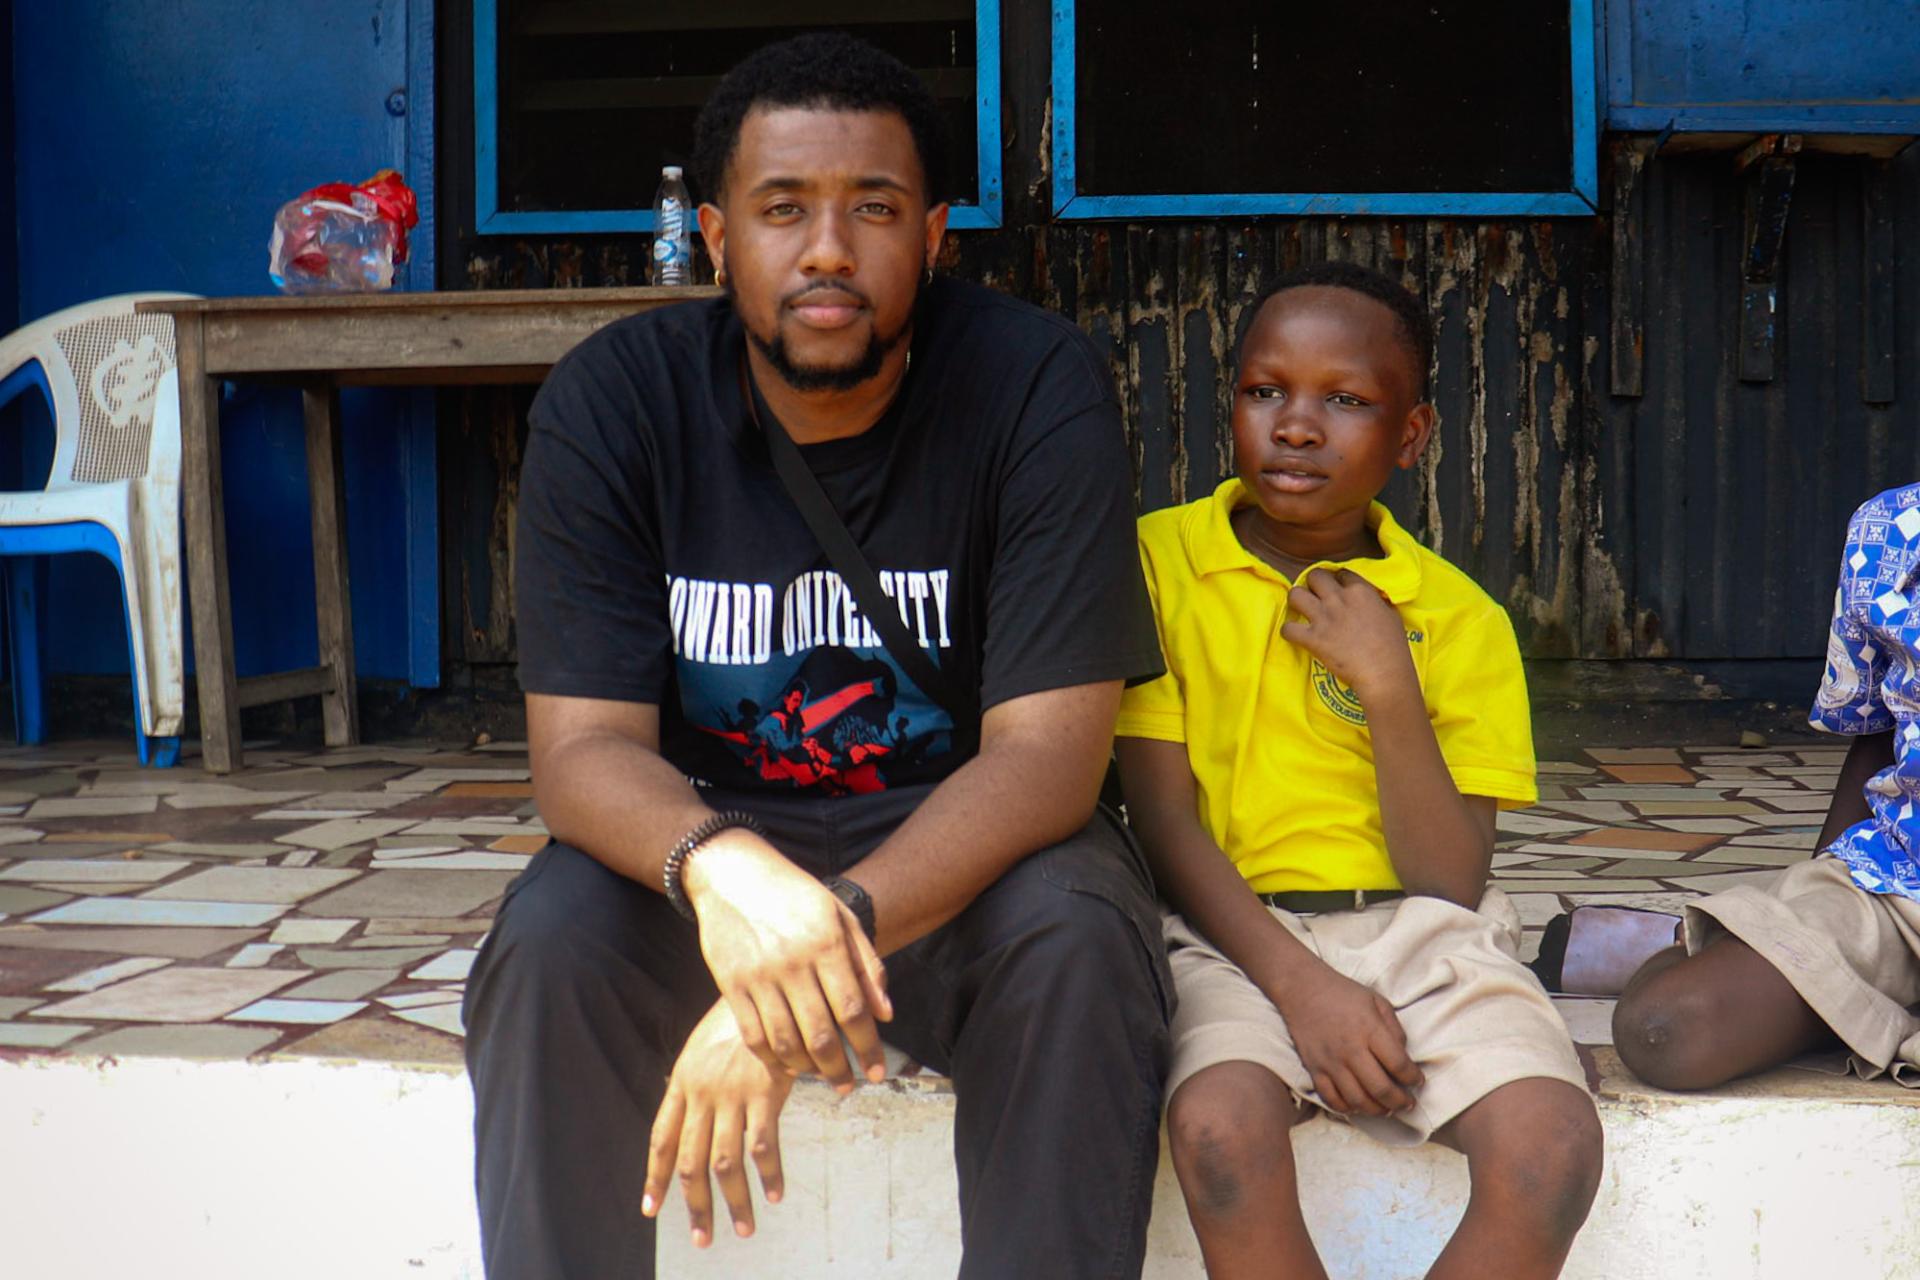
[1613,485,1920,1091]
[1116,262,1603,1279]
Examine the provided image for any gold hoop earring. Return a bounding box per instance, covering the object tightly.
[924,265,935,286]
[714,266,729,288]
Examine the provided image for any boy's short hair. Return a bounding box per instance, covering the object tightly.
[1244,262,1433,397]
[692,32,951,205]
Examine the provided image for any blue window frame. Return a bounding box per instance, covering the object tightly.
[1050,0,1599,219]
[475,0,1003,234]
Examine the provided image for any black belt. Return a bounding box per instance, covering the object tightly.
[1258,888,1405,914]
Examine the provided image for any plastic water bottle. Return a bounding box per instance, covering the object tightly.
[650,166,693,287]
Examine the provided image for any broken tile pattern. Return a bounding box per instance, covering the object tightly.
[0,736,1860,1075]
[0,742,533,1065]
[0,1021,92,1047]
[44,956,172,992]
[225,997,369,1025]
[27,898,288,928]
[29,967,297,1022]
[140,866,360,904]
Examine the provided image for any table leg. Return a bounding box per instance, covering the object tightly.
[303,384,360,747]
[177,315,244,773]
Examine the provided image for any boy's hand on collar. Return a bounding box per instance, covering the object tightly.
[1280,568,1419,705]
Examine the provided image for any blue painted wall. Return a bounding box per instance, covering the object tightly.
[8,1,438,687]
[1606,0,1920,132]
[0,0,14,336]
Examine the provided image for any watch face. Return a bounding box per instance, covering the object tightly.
[827,877,876,937]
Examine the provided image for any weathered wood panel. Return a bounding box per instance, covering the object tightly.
[442,0,1920,667]
[444,385,531,666]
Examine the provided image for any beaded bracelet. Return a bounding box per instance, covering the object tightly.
[662,810,766,922]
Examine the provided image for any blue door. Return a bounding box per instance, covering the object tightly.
[10,0,439,688]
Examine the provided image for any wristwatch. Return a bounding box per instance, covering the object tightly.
[823,875,878,942]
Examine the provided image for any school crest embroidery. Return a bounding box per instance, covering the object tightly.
[1310,658,1367,726]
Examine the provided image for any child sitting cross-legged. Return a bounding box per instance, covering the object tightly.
[1116,262,1604,1280]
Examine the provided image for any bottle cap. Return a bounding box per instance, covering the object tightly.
[663,165,683,179]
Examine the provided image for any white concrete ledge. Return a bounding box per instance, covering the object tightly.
[4,1050,1919,1279]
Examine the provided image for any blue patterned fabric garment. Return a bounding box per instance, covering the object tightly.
[1810,484,1920,900]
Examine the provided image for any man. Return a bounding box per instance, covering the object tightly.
[463,32,1172,1280]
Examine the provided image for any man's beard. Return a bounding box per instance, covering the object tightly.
[734,279,920,393]
[748,323,902,392]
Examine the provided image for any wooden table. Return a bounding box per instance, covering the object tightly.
[137,288,720,773]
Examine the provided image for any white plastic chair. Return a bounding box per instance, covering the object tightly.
[0,293,199,766]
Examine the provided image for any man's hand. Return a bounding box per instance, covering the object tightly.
[1281,569,1417,701]
[643,1000,796,1248]
[687,836,893,1090]
[1269,965,1424,1117]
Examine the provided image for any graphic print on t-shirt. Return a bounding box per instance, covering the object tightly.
[668,568,956,795]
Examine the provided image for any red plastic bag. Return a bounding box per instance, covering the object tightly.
[268,170,421,294]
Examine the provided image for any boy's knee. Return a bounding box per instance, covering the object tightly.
[1167,1065,1296,1217]
[1536,1097,1605,1235]
[1613,978,1722,1090]
[1462,1082,1603,1242]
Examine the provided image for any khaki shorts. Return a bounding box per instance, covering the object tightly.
[1164,888,1588,1147]
[1685,854,1920,1084]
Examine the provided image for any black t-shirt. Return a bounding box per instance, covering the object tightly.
[514,277,1164,798]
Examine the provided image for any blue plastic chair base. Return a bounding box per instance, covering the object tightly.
[0,521,178,767]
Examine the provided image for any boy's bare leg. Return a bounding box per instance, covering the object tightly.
[1427,1078,1603,1280]
[1166,1061,1327,1280]
[1612,938,1839,1090]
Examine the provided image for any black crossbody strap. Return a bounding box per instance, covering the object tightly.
[746,367,972,725]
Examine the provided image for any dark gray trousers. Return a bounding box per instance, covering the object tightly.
[463,785,1172,1279]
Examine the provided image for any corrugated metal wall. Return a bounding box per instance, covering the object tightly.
[445,0,1919,668]
[1606,151,1920,661]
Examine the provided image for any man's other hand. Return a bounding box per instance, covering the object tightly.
[643,1001,796,1247]
[686,834,893,1089]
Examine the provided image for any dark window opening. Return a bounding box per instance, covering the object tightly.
[494,0,981,213]
[1072,1,1572,197]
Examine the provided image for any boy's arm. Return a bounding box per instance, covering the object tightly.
[1116,736,1424,1117]
[1365,695,1498,906]
[1283,569,1494,908]
[1815,730,1896,851]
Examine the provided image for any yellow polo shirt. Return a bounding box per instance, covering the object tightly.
[1117,478,1537,894]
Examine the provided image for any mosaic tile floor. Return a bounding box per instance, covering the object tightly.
[0,737,1848,1068]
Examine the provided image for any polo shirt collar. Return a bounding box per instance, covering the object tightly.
[1186,478,1424,604]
